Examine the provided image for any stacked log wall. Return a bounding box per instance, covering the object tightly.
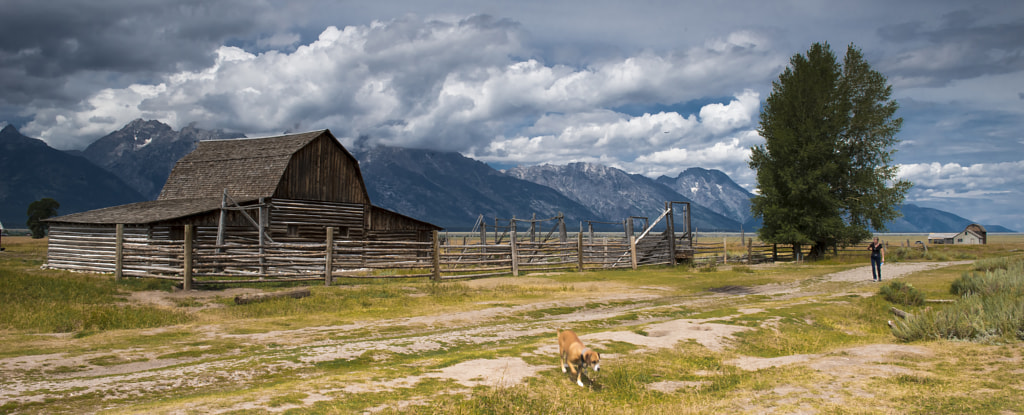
[46,224,148,273]
[268,199,366,242]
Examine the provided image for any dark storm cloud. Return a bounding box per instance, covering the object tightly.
[2,1,1021,230]
[0,0,280,108]
[878,8,1024,86]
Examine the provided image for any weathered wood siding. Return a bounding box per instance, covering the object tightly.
[366,206,439,242]
[146,199,369,243]
[46,224,148,273]
[268,199,366,241]
[275,135,370,204]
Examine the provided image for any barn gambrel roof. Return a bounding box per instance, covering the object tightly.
[158,130,367,201]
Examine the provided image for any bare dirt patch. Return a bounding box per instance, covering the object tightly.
[588,318,752,352]
[129,287,260,309]
[727,343,930,373]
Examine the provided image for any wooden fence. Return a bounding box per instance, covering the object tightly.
[56,223,902,289]
[103,225,684,289]
[689,239,903,266]
[690,238,778,266]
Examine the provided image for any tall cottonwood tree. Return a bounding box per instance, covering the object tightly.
[749,42,911,259]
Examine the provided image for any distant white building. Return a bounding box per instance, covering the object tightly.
[928,224,987,245]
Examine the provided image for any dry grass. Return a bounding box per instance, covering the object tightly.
[1,235,1023,414]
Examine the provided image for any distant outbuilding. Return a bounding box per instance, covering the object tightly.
[928,223,986,245]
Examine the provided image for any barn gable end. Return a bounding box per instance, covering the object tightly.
[274,133,370,204]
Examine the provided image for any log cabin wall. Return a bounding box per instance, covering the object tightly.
[267,199,365,242]
[46,224,148,273]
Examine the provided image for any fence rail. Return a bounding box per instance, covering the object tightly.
[88,226,692,288]
[52,225,864,289]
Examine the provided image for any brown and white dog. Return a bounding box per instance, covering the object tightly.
[557,329,601,387]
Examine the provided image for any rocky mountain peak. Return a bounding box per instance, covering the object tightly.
[656,168,756,226]
[1,124,19,136]
[81,120,244,200]
[0,125,47,150]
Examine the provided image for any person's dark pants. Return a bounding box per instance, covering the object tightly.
[871,256,882,281]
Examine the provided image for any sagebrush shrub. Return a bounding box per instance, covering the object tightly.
[880,281,925,307]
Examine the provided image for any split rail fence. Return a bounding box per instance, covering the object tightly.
[689,239,900,266]
[53,227,884,291]
[100,224,688,289]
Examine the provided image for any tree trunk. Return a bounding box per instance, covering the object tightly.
[809,243,829,260]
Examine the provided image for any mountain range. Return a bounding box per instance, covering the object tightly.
[0,125,144,228]
[504,162,740,231]
[0,120,1014,233]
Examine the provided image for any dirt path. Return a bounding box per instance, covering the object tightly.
[819,260,971,283]
[0,261,973,413]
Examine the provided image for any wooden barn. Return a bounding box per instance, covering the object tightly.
[928,223,987,245]
[45,130,441,273]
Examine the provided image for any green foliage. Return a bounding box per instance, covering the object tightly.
[25,197,60,238]
[879,281,925,307]
[893,258,1024,342]
[749,42,910,259]
[951,259,1024,298]
[890,292,1024,343]
[972,256,1020,273]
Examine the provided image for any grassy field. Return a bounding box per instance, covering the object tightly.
[1,234,1023,414]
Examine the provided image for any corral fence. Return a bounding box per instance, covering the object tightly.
[57,202,695,289]
[108,225,677,289]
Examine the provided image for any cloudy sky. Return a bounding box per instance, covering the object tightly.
[2,0,1022,230]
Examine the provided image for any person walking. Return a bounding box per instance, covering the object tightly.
[868,237,885,281]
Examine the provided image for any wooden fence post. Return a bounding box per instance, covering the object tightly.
[115,223,124,282]
[747,238,752,264]
[577,232,584,272]
[258,198,267,277]
[772,244,778,262]
[432,230,441,281]
[530,213,536,242]
[183,224,193,291]
[665,202,676,267]
[510,222,519,277]
[558,212,567,243]
[723,237,728,264]
[630,235,638,270]
[325,227,334,286]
